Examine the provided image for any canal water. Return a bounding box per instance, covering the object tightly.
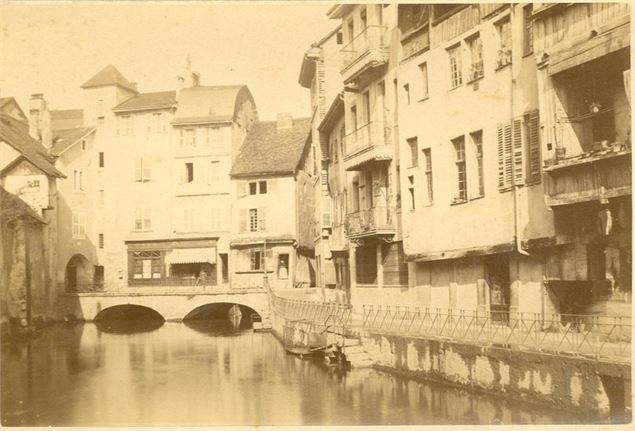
[2,318,583,426]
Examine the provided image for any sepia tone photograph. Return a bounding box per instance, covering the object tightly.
[0,0,632,427]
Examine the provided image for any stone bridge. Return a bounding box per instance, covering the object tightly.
[54,287,271,325]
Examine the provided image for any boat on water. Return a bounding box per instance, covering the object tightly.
[282,319,328,357]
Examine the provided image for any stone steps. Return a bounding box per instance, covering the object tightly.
[342,339,374,369]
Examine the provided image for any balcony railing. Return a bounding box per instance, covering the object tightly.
[340,25,388,82]
[345,206,395,239]
[128,277,218,287]
[544,147,631,206]
[344,121,392,170]
[363,306,631,362]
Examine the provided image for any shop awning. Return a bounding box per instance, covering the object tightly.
[166,248,216,265]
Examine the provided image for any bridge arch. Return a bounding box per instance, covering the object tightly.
[65,253,92,292]
[184,302,261,320]
[94,304,165,321]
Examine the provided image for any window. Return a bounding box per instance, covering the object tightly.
[361,91,370,125]
[135,157,152,182]
[208,161,220,184]
[81,140,86,151]
[250,250,263,271]
[134,208,152,231]
[360,7,367,30]
[131,251,162,280]
[496,19,512,68]
[278,254,289,279]
[471,131,484,198]
[467,34,484,81]
[452,136,467,202]
[259,181,267,194]
[352,179,360,212]
[523,5,534,56]
[98,233,104,249]
[497,110,541,190]
[403,84,411,105]
[249,209,258,232]
[118,115,134,136]
[407,175,415,210]
[99,190,104,207]
[350,104,358,132]
[72,213,86,239]
[423,148,433,205]
[184,162,194,183]
[181,129,196,147]
[419,63,429,99]
[407,137,418,167]
[207,126,223,146]
[249,182,258,195]
[336,31,343,45]
[347,19,354,42]
[98,152,104,168]
[448,45,462,88]
[150,113,164,133]
[73,170,84,191]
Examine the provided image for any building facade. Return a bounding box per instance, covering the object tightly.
[229,115,313,291]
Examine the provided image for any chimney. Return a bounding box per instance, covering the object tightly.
[276,113,293,130]
[29,93,52,149]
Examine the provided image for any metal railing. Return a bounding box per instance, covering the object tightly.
[362,306,631,362]
[66,283,105,293]
[345,206,395,237]
[341,25,387,72]
[128,277,218,287]
[269,294,352,330]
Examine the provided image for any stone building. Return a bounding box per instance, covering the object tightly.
[0,110,65,324]
[0,186,48,333]
[229,115,313,291]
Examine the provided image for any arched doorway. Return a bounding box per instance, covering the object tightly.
[65,254,91,292]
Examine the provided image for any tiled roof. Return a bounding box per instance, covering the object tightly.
[113,91,177,112]
[231,118,311,178]
[172,85,246,125]
[0,113,64,178]
[50,109,84,130]
[80,64,137,93]
[0,185,45,225]
[51,127,96,156]
[0,96,27,121]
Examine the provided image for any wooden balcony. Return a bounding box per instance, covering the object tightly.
[343,121,392,171]
[340,25,389,85]
[544,148,631,207]
[345,206,395,240]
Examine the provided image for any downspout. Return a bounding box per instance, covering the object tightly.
[510,5,530,258]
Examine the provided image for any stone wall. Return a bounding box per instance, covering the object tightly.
[362,332,630,420]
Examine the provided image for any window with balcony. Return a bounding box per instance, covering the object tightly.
[419,62,429,99]
[399,4,431,59]
[496,18,512,68]
[448,45,463,88]
[352,179,360,212]
[423,148,433,205]
[452,136,467,203]
[349,104,358,133]
[471,130,485,198]
[361,91,370,125]
[467,33,484,81]
[407,137,418,167]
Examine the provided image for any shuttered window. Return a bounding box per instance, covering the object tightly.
[497,110,541,191]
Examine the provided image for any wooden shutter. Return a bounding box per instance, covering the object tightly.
[527,110,541,184]
[258,207,266,231]
[512,118,524,185]
[238,209,247,233]
[497,122,513,190]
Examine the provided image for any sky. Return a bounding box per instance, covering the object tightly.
[0,1,337,121]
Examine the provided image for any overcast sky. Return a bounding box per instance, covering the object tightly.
[0,2,336,121]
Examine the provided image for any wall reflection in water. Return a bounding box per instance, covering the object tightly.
[2,320,582,426]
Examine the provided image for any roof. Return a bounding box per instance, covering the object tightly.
[50,109,84,130]
[0,113,64,178]
[113,90,177,112]
[318,92,344,133]
[231,118,311,178]
[0,185,45,225]
[80,64,137,93]
[172,85,255,125]
[0,97,27,121]
[50,127,96,156]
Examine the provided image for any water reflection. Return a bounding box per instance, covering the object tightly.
[94,319,164,334]
[1,321,585,426]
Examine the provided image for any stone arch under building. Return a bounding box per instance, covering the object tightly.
[65,254,92,292]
